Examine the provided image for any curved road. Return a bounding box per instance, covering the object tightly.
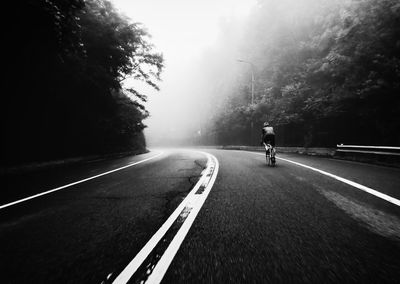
[1,148,400,283]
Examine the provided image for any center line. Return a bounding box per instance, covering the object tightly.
[113,151,219,284]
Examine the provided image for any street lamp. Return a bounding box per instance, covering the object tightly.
[237,59,254,104]
[237,59,255,145]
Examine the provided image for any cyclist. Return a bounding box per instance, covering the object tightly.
[261,122,276,162]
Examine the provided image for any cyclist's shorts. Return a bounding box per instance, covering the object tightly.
[263,134,275,147]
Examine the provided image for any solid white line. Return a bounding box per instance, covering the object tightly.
[147,154,219,284]
[0,151,164,210]
[113,151,219,284]
[252,152,400,207]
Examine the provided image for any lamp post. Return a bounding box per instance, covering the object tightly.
[237,59,254,104]
[237,59,255,145]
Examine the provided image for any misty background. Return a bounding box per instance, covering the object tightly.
[111,0,256,146]
[2,0,400,166]
[114,0,400,147]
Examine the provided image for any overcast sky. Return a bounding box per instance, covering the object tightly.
[111,0,256,145]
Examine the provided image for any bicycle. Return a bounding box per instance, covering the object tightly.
[263,142,276,167]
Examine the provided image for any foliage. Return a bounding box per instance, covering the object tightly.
[206,0,400,147]
[2,0,163,165]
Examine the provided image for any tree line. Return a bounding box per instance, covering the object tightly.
[202,0,400,147]
[2,0,163,165]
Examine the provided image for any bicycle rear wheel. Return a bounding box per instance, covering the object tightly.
[271,148,276,166]
[266,149,272,166]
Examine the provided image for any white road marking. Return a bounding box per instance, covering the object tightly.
[252,152,400,207]
[0,152,164,210]
[113,151,219,284]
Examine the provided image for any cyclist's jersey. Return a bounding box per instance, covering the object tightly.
[262,126,275,135]
[262,126,275,147]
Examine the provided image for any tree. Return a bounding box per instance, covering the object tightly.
[206,0,400,146]
[2,0,163,165]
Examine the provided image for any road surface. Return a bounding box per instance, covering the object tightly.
[1,148,400,283]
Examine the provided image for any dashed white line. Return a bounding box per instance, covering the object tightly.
[113,151,219,284]
[252,152,400,207]
[0,151,164,210]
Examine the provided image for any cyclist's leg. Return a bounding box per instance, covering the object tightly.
[265,145,270,165]
[262,138,269,154]
[264,142,271,156]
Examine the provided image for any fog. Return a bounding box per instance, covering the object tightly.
[112,0,256,146]
[112,0,400,147]
[3,0,397,168]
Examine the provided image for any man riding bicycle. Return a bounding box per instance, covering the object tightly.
[261,122,276,163]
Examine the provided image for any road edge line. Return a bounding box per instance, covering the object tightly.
[252,152,400,207]
[0,151,164,210]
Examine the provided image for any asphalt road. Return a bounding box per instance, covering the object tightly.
[1,148,400,283]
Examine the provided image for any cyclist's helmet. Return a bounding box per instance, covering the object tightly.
[263,122,269,127]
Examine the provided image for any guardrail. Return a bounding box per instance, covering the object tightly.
[336,144,400,156]
[219,144,400,167]
[220,145,335,156]
[335,144,400,167]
